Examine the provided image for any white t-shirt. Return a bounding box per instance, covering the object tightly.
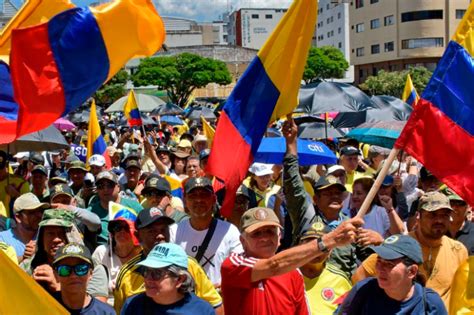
[342,205,390,237]
[92,245,122,295]
[170,218,243,285]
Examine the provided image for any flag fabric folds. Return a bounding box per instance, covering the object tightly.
[401,74,419,106]
[395,3,474,207]
[109,201,139,221]
[87,100,110,168]
[124,90,142,126]
[165,175,183,199]
[5,0,165,143]
[206,0,317,217]
[0,62,18,143]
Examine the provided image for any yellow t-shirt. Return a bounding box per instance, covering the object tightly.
[0,242,18,265]
[449,256,474,314]
[345,171,364,193]
[303,266,352,315]
[114,253,222,313]
[0,175,30,217]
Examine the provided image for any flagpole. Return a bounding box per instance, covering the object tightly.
[355,147,400,219]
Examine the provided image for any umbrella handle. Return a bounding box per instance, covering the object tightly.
[355,148,400,219]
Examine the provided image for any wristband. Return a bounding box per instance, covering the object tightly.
[317,238,329,253]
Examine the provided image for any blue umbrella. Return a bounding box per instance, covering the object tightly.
[254,137,337,165]
[160,115,184,125]
[346,121,406,149]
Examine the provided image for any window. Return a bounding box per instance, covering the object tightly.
[384,41,394,52]
[327,3,330,10]
[389,65,398,71]
[338,12,341,19]
[338,27,342,34]
[401,38,444,49]
[371,44,380,54]
[401,10,443,22]
[370,0,379,3]
[355,0,364,9]
[456,10,466,19]
[370,18,380,29]
[384,15,394,26]
[372,67,378,75]
[356,47,364,56]
[331,30,334,36]
[338,42,342,48]
[359,69,365,79]
[327,31,331,38]
[327,18,331,24]
[251,14,259,19]
[265,14,273,19]
[356,23,364,33]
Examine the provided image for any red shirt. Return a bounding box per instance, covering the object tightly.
[221,253,309,315]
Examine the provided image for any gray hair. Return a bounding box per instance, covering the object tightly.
[167,265,195,294]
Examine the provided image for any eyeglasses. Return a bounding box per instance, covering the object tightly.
[56,263,91,277]
[143,268,175,281]
[96,182,115,190]
[143,191,167,198]
[110,224,129,233]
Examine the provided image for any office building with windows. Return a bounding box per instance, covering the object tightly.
[350,0,470,83]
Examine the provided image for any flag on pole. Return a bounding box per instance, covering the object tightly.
[206,0,317,217]
[124,90,142,126]
[395,3,474,207]
[201,115,215,147]
[87,100,110,168]
[109,201,139,222]
[401,74,420,106]
[2,0,165,144]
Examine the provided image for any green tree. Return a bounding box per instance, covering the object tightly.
[94,69,129,107]
[359,66,432,97]
[303,46,349,83]
[132,53,232,107]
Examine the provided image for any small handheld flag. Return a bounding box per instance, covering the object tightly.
[109,201,139,222]
[401,74,420,106]
[124,90,142,127]
[87,100,111,168]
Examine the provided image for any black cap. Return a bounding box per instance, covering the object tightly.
[314,175,346,191]
[340,146,361,156]
[370,234,423,264]
[180,132,194,142]
[142,176,171,195]
[155,145,170,154]
[135,207,175,229]
[184,177,213,194]
[53,243,93,266]
[49,184,75,201]
[199,149,211,161]
[32,165,48,176]
[29,152,45,165]
[125,159,141,170]
[420,167,435,180]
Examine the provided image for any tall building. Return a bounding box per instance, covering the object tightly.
[228,8,288,50]
[162,17,228,47]
[350,0,470,84]
[0,0,19,29]
[315,0,353,82]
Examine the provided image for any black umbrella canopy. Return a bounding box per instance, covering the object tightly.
[298,122,346,139]
[0,126,69,153]
[151,103,184,116]
[297,80,379,114]
[185,107,217,120]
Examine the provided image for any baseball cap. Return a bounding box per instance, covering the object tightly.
[68,160,87,172]
[155,145,170,154]
[29,152,45,165]
[439,185,464,202]
[135,207,175,229]
[199,149,210,161]
[177,139,192,149]
[370,234,423,264]
[340,146,361,156]
[326,165,345,175]
[240,207,282,233]
[300,221,329,241]
[381,175,394,186]
[39,209,74,227]
[13,193,49,213]
[96,171,118,184]
[236,185,250,200]
[88,154,106,167]
[368,145,390,157]
[138,243,188,269]
[314,175,346,191]
[248,162,274,177]
[65,155,80,164]
[32,165,48,176]
[49,184,74,201]
[53,243,93,266]
[184,177,213,194]
[418,191,453,212]
[142,176,171,195]
[125,159,141,170]
[192,135,208,146]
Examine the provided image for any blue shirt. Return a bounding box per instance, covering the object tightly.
[53,292,115,315]
[337,278,447,315]
[0,228,28,258]
[121,292,215,315]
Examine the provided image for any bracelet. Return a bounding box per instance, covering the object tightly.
[317,238,329,253]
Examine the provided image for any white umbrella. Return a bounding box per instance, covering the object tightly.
[105,93,166,113]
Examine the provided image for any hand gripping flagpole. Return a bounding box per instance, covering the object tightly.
[355,148,400,219]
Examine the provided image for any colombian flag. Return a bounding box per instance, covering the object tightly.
[124,90,142,127]
[87,100,111,168]
[109,201,139,221]
[2,0,165,143]
[165,175,183,199]
[395,3,474,207]
[206,0,317,217]
[0,62,17,142]
[401,74,420,106]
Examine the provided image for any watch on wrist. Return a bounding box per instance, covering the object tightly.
[317,238,329,253]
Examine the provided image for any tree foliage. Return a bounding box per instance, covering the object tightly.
[132,53,232,107]
[359,66,432,97]
[94,69,129,107]
[303,46,349,83]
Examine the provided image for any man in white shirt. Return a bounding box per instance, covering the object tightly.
[170,177,242,287]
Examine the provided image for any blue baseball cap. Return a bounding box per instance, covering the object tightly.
[138,243,188,269]
[370,234,423,264]
[382,175,394,186]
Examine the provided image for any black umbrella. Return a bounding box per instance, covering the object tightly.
[297,80,379,114]
[118,114,157,127]
[298,122,346,139]
[293,114,325,125]
[151,103,184,116]
[185,107,217,120]
[0,126,69,153]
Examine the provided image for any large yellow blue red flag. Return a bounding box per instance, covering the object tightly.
[206,0,317,217]
[401,74,420,106]
[124,90,143,126]
[395,3,474,207]
[87,100,110,168]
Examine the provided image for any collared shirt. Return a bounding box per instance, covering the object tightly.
[455,220,474,255]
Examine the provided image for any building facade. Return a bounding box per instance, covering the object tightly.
[350,0,470,84]
[0,0,19,29]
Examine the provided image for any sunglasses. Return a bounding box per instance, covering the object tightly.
[56,263,91,277]
[97,182,116,190]
[143,268,175,281]
[143,191,167,198]
[110,224,129,233]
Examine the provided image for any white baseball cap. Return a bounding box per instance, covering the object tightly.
[88,154,106,167]
[249,162,274,176]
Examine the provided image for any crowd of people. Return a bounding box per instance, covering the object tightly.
[0,114,472,314]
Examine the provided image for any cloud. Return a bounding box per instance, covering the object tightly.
[154,0,293,21]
